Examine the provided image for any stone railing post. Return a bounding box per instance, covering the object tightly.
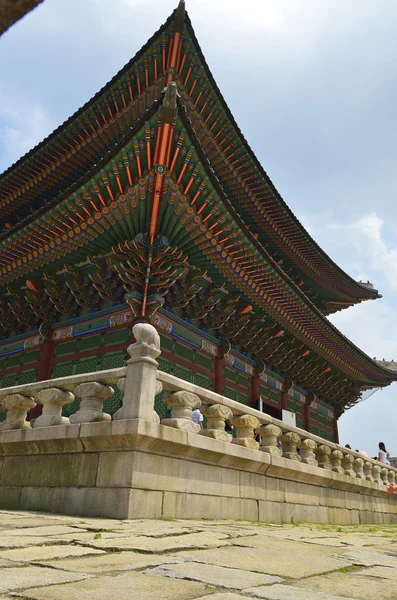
[259,424,282,456]
[315,445,331,470]
[380,467,389,486]
[162,391,202,432]
[201,404,233,442]
[342,453,355,477]
[69,382,113,424]
[299,438,317,466]
[231,414,260,450]
[113,323,160,422]
[331,449,344,474]
[32,388,74,427]
[363,461,374,482]
[353,456,365,480]
[372,464,381,484]
[280,431,301,461]
[0,394,36,431]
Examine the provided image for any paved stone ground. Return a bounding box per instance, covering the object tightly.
[0,511,396,599]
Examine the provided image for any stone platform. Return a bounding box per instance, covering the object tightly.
[0,511,396,599]
[0,324,396,524]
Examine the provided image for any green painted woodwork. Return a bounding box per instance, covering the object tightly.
[103,328,130,346]
[287,398,304,415]
[223,386,249,406]
[54,328,129,358]
[224,366,250,389]
[259,385,280,406]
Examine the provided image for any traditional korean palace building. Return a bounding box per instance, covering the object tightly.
[0,1,396,442]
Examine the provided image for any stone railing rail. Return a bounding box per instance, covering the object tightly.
[0,322,395,491]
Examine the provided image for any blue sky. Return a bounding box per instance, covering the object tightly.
[1,0,397,456]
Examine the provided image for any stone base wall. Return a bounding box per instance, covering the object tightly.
[0,419,396,524]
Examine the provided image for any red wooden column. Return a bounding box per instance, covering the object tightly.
[304,402,311,433]
[213,355,225,395]
[333,410,342,444]
[281,376,292,411]
[250,372,259,409]
[305,391,315,433]
[29,329,54,420]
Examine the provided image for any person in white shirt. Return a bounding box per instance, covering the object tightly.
[192,408,203,429]
[378,442,390,465]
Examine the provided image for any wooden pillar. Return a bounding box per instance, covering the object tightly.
[333,411,342,444]
[281,376,292,411]
[250,374,259,409]
[214,356,224,395]
[304,402,311,433]
[29,330,54,420]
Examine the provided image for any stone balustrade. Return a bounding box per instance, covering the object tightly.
[0,322,396,496]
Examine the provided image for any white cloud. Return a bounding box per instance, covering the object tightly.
[329,212,397,291]
[0,90,55,172]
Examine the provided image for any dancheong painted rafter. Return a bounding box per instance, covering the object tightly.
[0,1,395,442]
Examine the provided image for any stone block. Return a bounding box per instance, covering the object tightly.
[162,491,259,521]
[1,453,98,488]
[284,480,325,506]
[239,471,285,503]
[128,488,163,519]
[258,500,284,523]
[0,486,21,509]
[19,486,133,519]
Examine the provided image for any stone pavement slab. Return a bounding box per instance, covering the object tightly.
[0,544,105,563]
[194,595,243,600]
[41,552,186,573]
[13,571,209,600]
[356,566,397,580]
[180,539,351,578]
[145,562,282,589]
[0,536,63,548]
[1,525,86,536]
[0,566,90,594]
[0,514,395,599]
[241,584,358,599]
[335,549,397,567]
[293,571,397,600]
[84,530,230,552]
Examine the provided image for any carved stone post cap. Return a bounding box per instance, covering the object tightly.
[231,414,260,429]
[299,438,317,450]
[259,423,282,437]
[353,457,364,467]
[2,394,36,410]
[316,445,331,455]
[164,390,201,409]
[331,449,343,459]
[36,388,74,405]
[372,464,381,473]
[280,431,300,444]
[128,323,161,359]
[201,404,233,419]
[343,453,354,464]
[74,382,114,399]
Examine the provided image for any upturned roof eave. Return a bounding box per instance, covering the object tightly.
[182,15,380,304]
[177,104,396,386]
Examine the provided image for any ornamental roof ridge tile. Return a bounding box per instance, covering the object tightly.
[183,14,380,303]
